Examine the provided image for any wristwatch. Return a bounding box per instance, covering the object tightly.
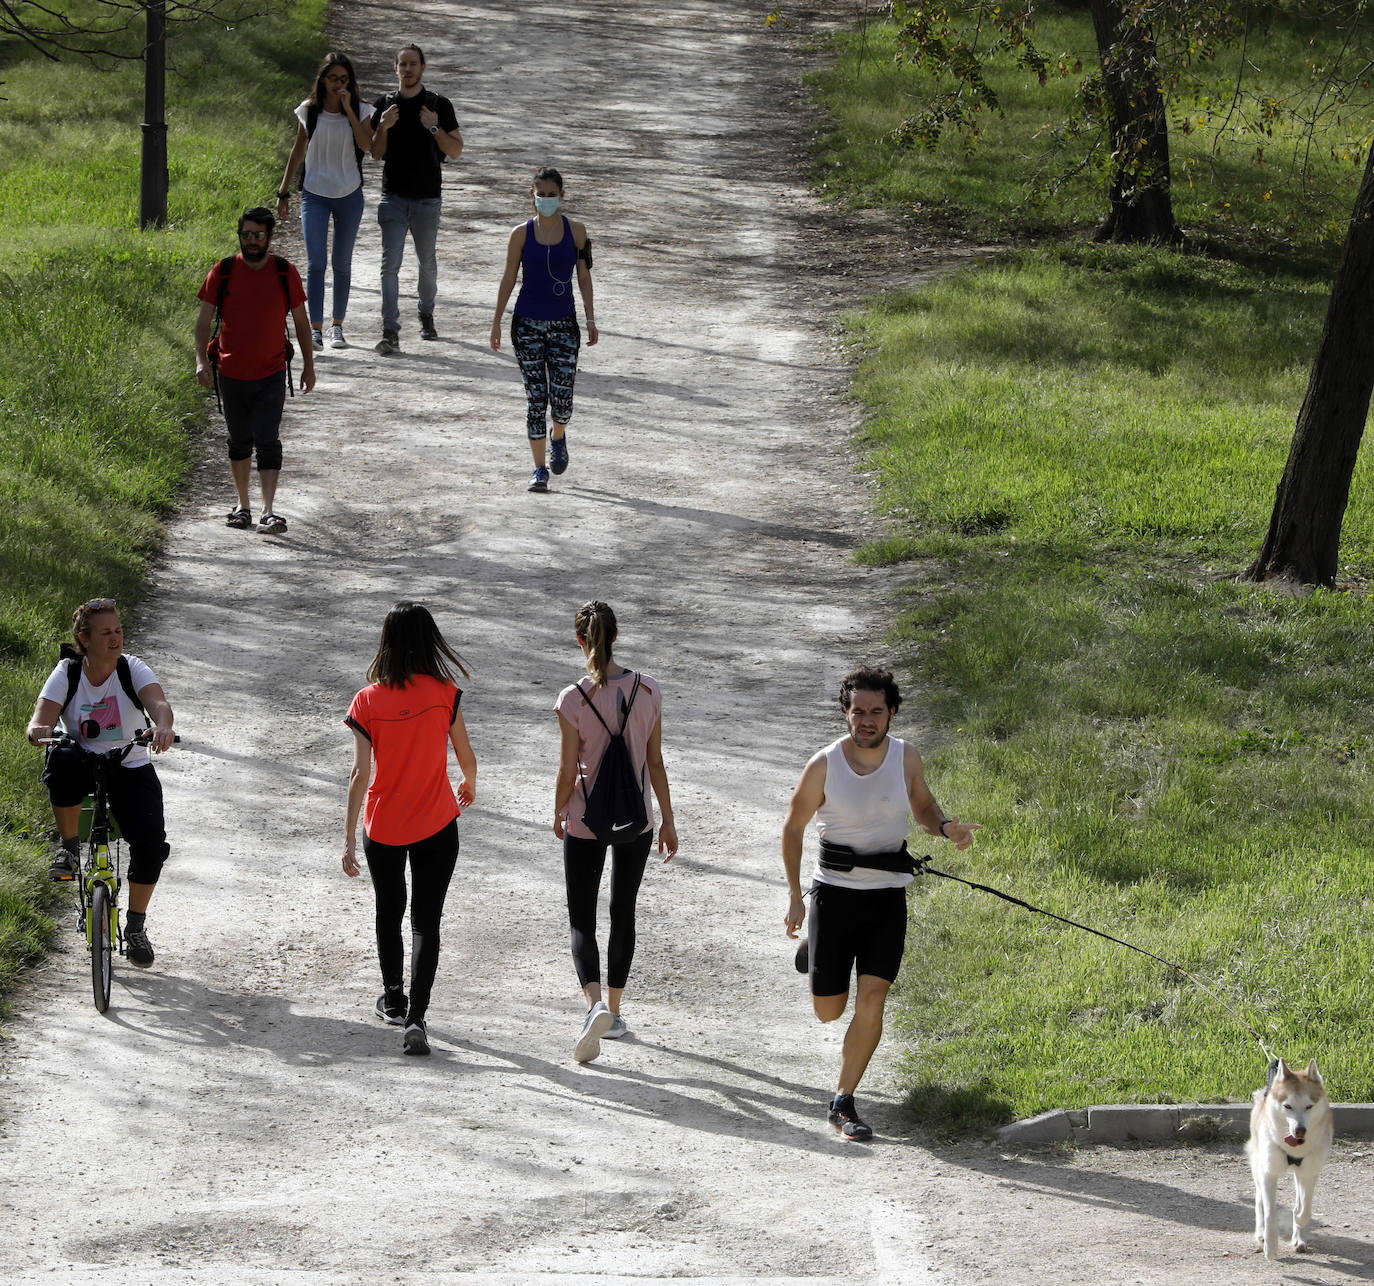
[428,124,438,135]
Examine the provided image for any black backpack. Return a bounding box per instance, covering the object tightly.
[577,673,649,843]
[56,642,150,731]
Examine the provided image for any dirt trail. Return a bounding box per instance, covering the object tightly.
[2,2,1371,1282]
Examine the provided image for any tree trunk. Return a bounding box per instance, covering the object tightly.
[139,0,168,230]
[1089,0,1181,245]
[1244,145,1374,586]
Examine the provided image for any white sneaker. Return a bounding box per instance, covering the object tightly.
[604,1014,630,1040]
[329,325,348,349]
[573,1001,613,1063]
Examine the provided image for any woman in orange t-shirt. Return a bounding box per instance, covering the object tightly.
[344,602,477,1056]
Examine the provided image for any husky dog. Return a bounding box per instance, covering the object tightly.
[1247,1058,1333,1260]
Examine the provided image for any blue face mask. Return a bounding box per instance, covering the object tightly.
[534,194,561,216]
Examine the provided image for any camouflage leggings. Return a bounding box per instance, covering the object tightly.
[511,312,581,440]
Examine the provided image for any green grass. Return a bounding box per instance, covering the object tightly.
[0,0,325,1004]
[807,13,1374,1130]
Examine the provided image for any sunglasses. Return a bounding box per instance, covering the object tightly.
[82,598,117,612]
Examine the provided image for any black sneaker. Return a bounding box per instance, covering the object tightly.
[374,992,407,1025]
[418,313,438,340]
[549,433,569,475]
[403,1019,430,1055]
[527,466,550,493]
[49,849,78,880]
[375,329,400,356]
[126,926,155,967]
[827,1093,874,1141]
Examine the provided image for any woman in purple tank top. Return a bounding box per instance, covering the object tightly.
[489,167,597,493]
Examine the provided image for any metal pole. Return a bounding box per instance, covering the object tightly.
[139,0,168,229]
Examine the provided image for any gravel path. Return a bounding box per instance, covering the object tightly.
[2,2,1371,1281]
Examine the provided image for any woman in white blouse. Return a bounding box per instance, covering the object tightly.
[276,52,375,351]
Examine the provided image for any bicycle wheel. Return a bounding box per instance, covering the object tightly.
[90,881,113,1013]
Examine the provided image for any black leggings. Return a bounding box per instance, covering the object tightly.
[563,830,653,990]
[363,819,458,1022]
[42,745,170,885]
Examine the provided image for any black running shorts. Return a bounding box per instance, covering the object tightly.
[806,880,908,996]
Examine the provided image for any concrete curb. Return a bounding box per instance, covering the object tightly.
[996,1103,1374,1146]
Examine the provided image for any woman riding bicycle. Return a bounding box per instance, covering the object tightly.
[25,598,176,967]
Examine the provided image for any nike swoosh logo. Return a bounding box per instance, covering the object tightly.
[611,823,636,833]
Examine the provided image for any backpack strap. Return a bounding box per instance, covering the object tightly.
[575,673,641,802]
[211,255,236,336]
[576,672,639,736]
[272,254,296,398]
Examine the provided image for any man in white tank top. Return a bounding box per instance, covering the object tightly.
[781,666,979,1140]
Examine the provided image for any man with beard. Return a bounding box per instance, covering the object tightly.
[781,665,979,1141]
[369,44,463,354]
[194,207,316,534]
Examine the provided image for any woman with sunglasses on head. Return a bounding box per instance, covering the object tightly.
[343,603,477,1057]
[276,52,375,352]
[490,166,597,493]
[553,600,677,1064]
[25,598,176,967]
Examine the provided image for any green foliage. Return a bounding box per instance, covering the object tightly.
[809,4,1374,245]
[844,246,1374,1126]
[0,0,325,1010]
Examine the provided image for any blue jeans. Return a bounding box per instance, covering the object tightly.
[377,194,441,332]
[301,187,364,327]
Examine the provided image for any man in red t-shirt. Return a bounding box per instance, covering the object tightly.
[194,207,316,534]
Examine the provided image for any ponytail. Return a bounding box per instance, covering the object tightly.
[574,600,617,688]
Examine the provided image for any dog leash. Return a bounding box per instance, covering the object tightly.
[913,855,1278,1062]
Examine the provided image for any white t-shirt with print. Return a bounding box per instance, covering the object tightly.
[295,101,374,198]
[39,654,157,768]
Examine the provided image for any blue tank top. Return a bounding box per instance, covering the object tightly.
[514,217,578,321]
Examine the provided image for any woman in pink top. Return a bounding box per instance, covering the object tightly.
[344,602,477,1056]
[554,600,677,1063]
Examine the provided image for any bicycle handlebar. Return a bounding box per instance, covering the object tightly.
[38,729,180,758]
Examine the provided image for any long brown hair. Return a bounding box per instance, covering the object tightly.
[307,51,362,111]
[367,602,471,687]
[574,600,617,687]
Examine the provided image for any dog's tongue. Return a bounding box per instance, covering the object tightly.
[1284,1134,1304,1148]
